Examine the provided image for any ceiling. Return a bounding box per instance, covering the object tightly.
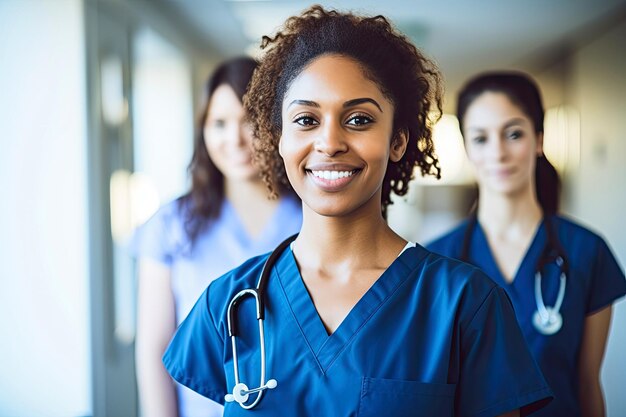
[161,0,626,107]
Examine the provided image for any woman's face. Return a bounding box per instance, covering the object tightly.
[279,54,406,218]
[204,84,257,181]
[463,91,542,197]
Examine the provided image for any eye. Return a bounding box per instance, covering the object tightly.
[471,135,487,144]
[294,115,319,127]
[346,113,374,127]
[507,129,523,140]
[211,119,226,129]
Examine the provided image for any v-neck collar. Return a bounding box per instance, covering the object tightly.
[274,244,428,373]
[473,218,546,288]
[222,198,291,249]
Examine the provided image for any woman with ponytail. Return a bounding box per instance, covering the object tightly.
[428,71,626,417]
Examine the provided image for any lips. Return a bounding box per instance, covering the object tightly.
[305,163,362,191]
[489,167,515,178]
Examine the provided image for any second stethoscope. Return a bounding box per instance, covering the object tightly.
[223,234,298,409]
[461,215,569,335]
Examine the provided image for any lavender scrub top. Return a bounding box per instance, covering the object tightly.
[130,196,302,417]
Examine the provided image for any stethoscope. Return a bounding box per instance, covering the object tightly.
[461,215,569,335]
[224,234,298,409]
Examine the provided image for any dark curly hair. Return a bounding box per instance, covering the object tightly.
[244,5,443,218]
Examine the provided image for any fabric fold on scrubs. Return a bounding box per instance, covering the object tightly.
[164,244,553,416]
[428,214,626,417]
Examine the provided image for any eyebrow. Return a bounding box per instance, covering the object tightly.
[344,98,383,112]
[287,99,320,109]
[466,117,529,132]
[287,97,383,112]
[503,118,529,129]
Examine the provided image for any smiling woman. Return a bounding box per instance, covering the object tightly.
[162,6,554,416]
[246,6,442,219]
[278,55,404,218]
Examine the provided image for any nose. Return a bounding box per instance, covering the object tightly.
[314,121,348,156]
[488,135,507,161]
[234,121,252,147]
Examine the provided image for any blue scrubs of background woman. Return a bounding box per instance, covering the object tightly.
[163,7,553,416]
[428,72,626,417]
[131,57,301,417]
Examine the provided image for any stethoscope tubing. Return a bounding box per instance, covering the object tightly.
[225,233,298,409]
[461,215,569,334]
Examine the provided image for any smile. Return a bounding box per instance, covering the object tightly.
[305,168,360,191]
[310,170,355,180]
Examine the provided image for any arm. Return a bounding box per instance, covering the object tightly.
[135,258,179,417]
[578,305,613,417]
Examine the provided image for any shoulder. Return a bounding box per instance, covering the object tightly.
[205,251,272,319]
[406,245,501,317]
[145,198,184,226]
[422,245,497,290]
[550,214,611,256]
[128,198,188,257]
[425,219,471,257]
[551,214,604,242]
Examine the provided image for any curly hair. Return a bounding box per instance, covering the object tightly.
[244,5,443,217]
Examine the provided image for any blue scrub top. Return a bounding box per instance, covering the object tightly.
[164,244,552,416]
[428,215,626,417]
[130,196,302,417]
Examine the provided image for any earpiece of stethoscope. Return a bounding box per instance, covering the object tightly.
[532,256,567,335]
[225,379,278,405]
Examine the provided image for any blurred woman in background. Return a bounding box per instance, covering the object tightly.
[428,71,626,417]
[130,56,302,417]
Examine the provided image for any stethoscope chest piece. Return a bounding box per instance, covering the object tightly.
[533,265,566,336]
[230,383,251,404]
[462,217,569,337]
[224,234,296,409]
[532,307,562,335]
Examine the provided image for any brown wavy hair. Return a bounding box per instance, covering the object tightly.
[178,56,257,244]
[244,5,443,218]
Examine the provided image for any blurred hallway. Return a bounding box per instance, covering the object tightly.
[1,1,625,415]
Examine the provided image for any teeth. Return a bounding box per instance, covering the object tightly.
[311,170,354,180]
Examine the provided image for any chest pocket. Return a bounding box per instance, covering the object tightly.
[357,377,456,417]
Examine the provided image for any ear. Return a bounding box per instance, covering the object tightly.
[536,132,544,157]
[390,129,408,162]
[278,136,284,159]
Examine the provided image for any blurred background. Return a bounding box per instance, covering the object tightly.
[0,0,625,415]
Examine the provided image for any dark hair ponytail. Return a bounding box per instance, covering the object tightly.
[456,71,560,214]
[535,155,559,215]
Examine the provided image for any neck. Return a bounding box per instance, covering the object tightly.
[224,177,270,209]
[477,185,543,237]
[224,177,280,238]
[294,202,405,271]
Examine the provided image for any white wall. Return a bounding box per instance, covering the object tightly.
[566,19,626,416]
[132,26,194,205]
[0,1,91,416]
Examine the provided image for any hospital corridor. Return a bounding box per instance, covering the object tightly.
[1,0,626,416]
